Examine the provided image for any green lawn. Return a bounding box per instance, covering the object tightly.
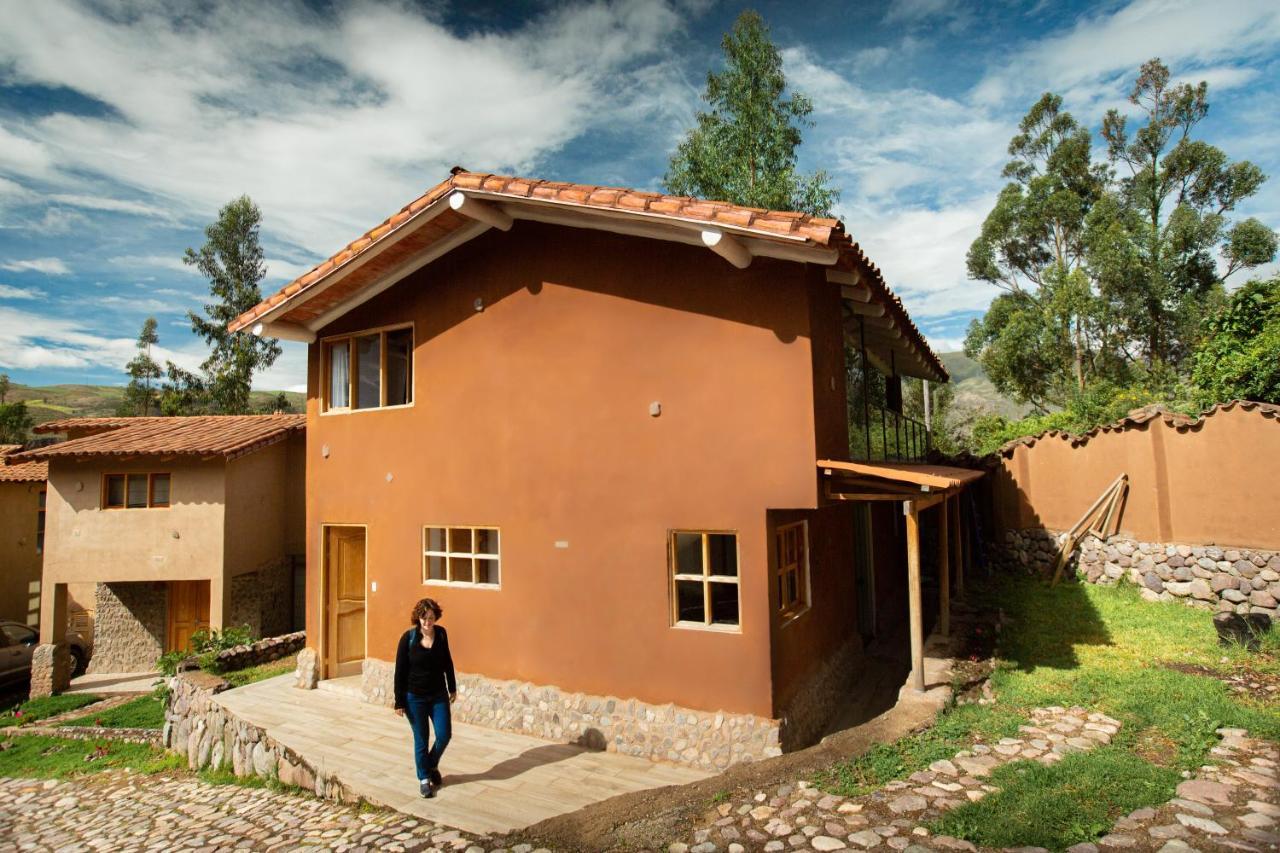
[0,694,101,728]
[816,575,1280,850]
[222,658,295,689]
[63,694,166,730]
[0,735,183,779]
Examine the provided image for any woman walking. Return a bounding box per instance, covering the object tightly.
[394,598,457,798]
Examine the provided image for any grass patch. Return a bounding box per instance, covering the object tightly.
[63,694,165,730]
[0,694,101,728]
[222,658,295,689]
[197,765,311,796]
[0,734,183,779]
[932,747,1179,849]
[815,702,1025,796]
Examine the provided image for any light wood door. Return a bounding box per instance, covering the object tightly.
[325,526,367,678]
[168,580,210,652]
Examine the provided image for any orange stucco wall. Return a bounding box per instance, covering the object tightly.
[305,223,829,718]
[992,406,1280,549]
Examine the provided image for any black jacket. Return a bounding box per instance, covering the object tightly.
[393,625,457,710]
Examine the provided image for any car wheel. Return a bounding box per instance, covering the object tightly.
[69,648,87,678]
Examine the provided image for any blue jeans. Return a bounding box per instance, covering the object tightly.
[404,693,451,781]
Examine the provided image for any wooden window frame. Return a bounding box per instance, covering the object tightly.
[320,322,414,415]
[775,520,811,623]
[422,525,501,589]
[101,473,171,510]
[669,529,741,632]
[36,487,46,555]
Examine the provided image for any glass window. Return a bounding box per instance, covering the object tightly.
[776,522,809,617]
[126,474,149,508]
[150,474,171,507]
[36,489,46,555]
[669,531,740,629]
[105,475,125,508]
[385,327,413,406]
[423,525,500,586]
[328,340,350,409]
[356,333,381,409]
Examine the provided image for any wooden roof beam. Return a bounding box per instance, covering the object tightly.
[449,191,513,231]
[701,229,753,269]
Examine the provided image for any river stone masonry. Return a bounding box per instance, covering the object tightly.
[213,630,305,672]
[87,581,167,673]
[359,657,781,771]
[996,529,1280,620]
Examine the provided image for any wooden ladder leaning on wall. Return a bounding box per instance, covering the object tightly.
[1050,473,1129,586]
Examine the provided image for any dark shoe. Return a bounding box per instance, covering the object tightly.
[429,768,443,788]
[419,779,431,798]
[425,782,437,799]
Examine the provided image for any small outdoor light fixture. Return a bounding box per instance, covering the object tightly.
[474,297,484,312]
[321,444,330,459]
[649,401,661,417]
[75,481,84,492]
[386,472,394,482]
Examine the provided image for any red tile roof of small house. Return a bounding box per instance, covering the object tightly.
[0,444,48,482]
[229,168,948,382]
[11,415,305,463]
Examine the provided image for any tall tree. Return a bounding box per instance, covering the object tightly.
[664,10,838,216]
[120,317,162,416]
[0,401,32,444]
[1191,275,1280,405]
[184,196,281,414]
[0,374,9,404]
[1095,58,1276,368]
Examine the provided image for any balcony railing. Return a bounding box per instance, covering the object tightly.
[849,404,930,462]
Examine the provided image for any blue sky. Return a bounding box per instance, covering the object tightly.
[1,0,1278,393]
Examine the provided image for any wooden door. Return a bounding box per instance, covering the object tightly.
[168,580,210,652]
[325,526,366,678]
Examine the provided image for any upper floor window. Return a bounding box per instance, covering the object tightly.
[423,526,500,587]
[669,530,740,630]
[36,488,46,554]
[775,521,809,619]
[323,325,413,412]
[103,473,170,510]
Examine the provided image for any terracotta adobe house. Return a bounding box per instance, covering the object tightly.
[230,169,981,768]
[0,445,47,628]
[14,415,305,693]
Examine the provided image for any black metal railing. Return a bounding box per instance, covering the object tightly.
[849,404,930,462]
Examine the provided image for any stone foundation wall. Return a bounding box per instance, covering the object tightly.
[358,657,781,771]
[87,582,167,673]
[227,573,261,638]
[164,671,357,804]
[227,559,294,640]
[776,634,864,752]
[996,529,1280,620]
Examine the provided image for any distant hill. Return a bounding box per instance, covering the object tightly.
[938,352,1031,421]
[5,383,306,429]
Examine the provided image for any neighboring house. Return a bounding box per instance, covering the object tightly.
[0,445,46,628]
[229,169,980,767]
[12,415,306,685]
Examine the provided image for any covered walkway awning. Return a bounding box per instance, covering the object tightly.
[818,459,985,693]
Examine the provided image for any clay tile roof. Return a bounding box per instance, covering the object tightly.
[227,169,946,380]
[996,399,1280,457]
[0,444,47,482]
[11,415,305,463]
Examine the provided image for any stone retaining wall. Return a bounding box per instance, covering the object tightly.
[213,631,305,672]
[354,657,781,771]
[996,529,1280,620]
[163,671,357,803]
[8,725,161,746]
[87,582,166,674]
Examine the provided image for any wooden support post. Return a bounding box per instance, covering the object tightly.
[939,496,950,638]
[951,494,964,598]
[906,500,925,692]
[961,495,971,586]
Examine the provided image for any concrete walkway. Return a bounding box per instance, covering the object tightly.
[65,671,160,695]
[214,675,709,836]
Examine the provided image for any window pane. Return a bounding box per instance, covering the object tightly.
[710,582,739,625]
[328,341,350,408]
[151,474,170,507]
[675,580,705,623]
[674,532,702,575]
[449,527,472,554]
[106,475,125,508]
[427,555,446,580]
[356,334,381,409]
[385,328,412,406]
[787,572,798,605]
[708,534,737,577]
[38,490,46,510]
[475,528,499,556]
[426,527,446,552]
[450,557,474,583]
[126,475,149,508]
[475,558,499,585]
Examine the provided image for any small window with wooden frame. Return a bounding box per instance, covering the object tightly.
[36,488,46,554]
[102,473,170,510]
[669,530,740,630]
[423,526,500,587]
[775,521,810,620]
[321,324,413,413]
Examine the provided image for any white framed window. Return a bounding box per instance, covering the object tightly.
[669,530,740,630]
[322,324,413,413]
[776,521,810,619]
[423,526,500,587]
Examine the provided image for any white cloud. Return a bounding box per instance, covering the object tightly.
[264,258,315,282]
[0,284,44,300]
[108,255,198,275]
[252,342,307,393]
[884,0,954,25]
[0,258,71,275]
[47,194,173,219]
[0,305,202,372]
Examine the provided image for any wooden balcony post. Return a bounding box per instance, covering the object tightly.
[906,500,925,692]
[939,496,950,638]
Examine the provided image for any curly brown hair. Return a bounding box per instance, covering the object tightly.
[410,597,443,624]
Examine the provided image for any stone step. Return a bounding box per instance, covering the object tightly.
[316,676,363,700]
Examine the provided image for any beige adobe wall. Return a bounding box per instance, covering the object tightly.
[40,457,227,641]
[0,481,43,626]
[992,406,1280,549]
[224,440,290,576]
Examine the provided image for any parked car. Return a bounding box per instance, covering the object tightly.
[0,622,91,684]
